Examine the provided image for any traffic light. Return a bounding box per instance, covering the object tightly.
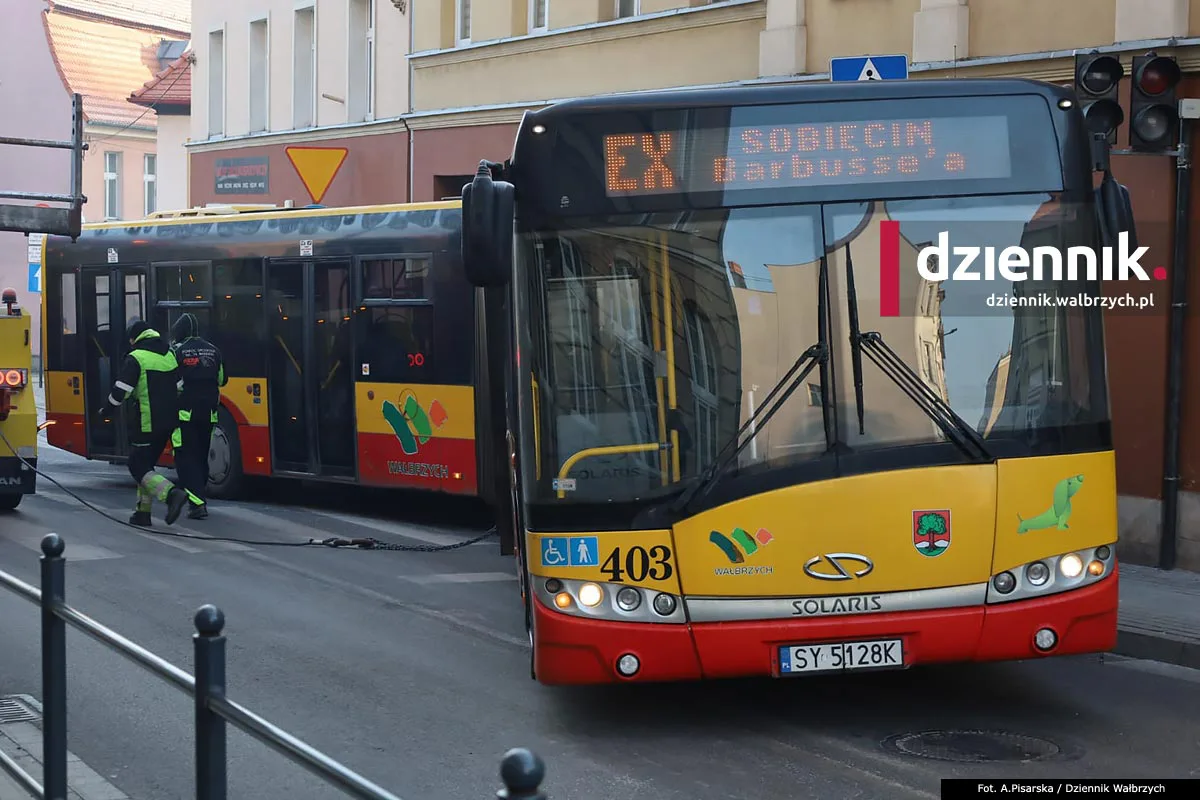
[1129,53,1181,152]
[1074,51,1125,139]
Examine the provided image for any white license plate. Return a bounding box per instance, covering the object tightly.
[778,639,904,675]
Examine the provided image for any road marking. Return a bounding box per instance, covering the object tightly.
[211,504,336,545]
[0,694,130,799]
[401,572,517,584]
[240,550,530,649]
[306,509,489,548]
[0,529,122,562]
[1104,653,1200,684]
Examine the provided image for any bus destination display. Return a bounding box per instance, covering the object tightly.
[603,115,1013,197]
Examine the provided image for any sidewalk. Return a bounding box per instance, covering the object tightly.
[21,381,1200,669]
[1114,562,1200,669]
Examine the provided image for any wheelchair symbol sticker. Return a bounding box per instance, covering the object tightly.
[540,537,569,567]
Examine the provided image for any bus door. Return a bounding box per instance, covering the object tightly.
[79,265,148,460]
[264,258,356,478]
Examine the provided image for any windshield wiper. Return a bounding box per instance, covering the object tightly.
[670,259,833,515]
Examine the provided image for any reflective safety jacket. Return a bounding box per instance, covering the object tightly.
[170,313,227,424]
[106,328,179,436]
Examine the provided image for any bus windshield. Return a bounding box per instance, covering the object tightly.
[516,193,1110,508]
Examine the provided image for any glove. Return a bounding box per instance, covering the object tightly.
[96,405,114,419]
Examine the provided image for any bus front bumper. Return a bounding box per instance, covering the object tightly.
[531,567,1118,685]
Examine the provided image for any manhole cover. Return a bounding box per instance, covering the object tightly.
[883,730,1061,763]
[0,697,39,725]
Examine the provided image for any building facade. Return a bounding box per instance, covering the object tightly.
[185,0,1200,571]
[129,48,193,213]
[0,0,190,358]
[187,0,411,208]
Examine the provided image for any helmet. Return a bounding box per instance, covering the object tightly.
[125,319,151,343]
[171,312,199,342]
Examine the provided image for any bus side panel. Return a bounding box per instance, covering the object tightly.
[220,377,271,476]
[45,371,86,455]
[354,382,478,494]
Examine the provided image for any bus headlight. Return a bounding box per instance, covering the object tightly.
[578,582,603,607]
[531,577,685,624]
[1059,553,1084,579]
[616,586,642,611]
[987,545,1115,604]
[1025,562,1049,586]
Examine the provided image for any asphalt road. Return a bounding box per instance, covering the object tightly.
[1,444,1199,800]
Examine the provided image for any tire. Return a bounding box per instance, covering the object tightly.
[206,406,245,500]
[0,493,21,511]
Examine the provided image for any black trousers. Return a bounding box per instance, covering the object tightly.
[127,428,174,483]
[175,418,214,504]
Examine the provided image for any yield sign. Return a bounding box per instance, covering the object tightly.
[285,146,348,204]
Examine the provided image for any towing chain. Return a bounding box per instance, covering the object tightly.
[317,526,498,552]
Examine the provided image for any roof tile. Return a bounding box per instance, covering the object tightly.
[129,52,192,109]
[48,1,189,35]
[43,8,187,128]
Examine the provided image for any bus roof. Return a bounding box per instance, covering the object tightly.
[522,77,1074,119]
[70,199,461,234]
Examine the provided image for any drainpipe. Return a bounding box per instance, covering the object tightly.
[1160,118,1192,571]
[404,0,415,203]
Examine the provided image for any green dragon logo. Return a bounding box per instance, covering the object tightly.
[1017,474,1084,533]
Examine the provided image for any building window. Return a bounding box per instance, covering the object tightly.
[103,151,120,220]
[293,5,316,129]
[207,29,224,136]
[616,0,639,19]
[456,0,470,44]
[530,0,547,32]
[348,0,374,122]
[248,18,269,132]
[143,154,157,216]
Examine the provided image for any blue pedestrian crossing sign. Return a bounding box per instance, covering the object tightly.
[26,232,44,293]
[568,536,599,567]
[830,54,909,82]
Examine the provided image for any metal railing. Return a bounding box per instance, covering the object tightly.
[0,92,87,239]
[0,533,548,800]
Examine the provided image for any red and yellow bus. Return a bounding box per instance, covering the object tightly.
[462,78,1126,684]
[40,201,500,500]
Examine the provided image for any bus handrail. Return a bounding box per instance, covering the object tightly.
[0,533,549,800]
[555,442,666,498]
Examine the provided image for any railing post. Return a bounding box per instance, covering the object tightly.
[194,604,227,800]
[497,748,546,800]
[39,533,68,800]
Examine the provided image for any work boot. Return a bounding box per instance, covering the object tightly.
[188,502,208,520]
[164,487,188,525]
[129,510,152,527]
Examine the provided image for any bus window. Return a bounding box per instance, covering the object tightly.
[357,256,433,382]
[212,259,265,377]
[155,263,212,303]
[48,271,82,373]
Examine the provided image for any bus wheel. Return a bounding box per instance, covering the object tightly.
[207,407,245,500]
[0,494,20,511]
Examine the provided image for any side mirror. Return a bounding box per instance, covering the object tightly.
[1095,172,1137,251]
[462,161,515,288]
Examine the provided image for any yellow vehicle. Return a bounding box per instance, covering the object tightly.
[462,79,1126,684]
[0,288,36,511]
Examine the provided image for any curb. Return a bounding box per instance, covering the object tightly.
[1114,628,1200,670]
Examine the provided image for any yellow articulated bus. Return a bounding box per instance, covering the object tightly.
[462,78,1126,684]
[1,288,37,511]
[39,202,502,501]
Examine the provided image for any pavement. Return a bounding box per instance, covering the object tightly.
[1,382,1199,799]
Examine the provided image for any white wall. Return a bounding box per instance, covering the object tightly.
[192,0,411,142]
[0,0,75,355]
[156,115,191,211]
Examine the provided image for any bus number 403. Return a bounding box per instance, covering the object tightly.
[600,545,674,582]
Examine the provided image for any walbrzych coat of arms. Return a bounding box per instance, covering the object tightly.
[912,510,951,557]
